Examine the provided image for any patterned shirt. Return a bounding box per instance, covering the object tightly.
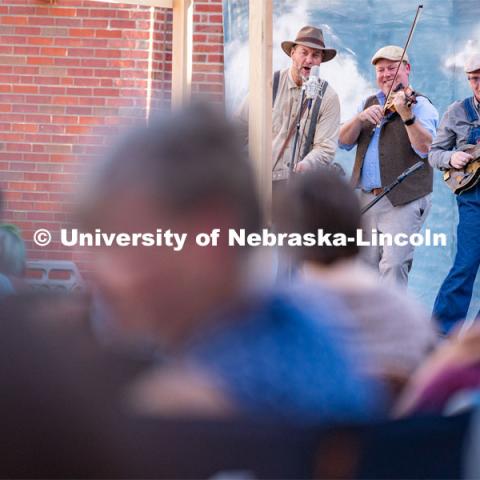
[182,286,384,424]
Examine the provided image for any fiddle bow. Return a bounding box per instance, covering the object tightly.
[381,5,424,118]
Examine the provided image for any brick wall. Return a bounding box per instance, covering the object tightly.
[0,0,224,274]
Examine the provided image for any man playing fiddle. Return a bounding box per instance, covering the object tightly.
[339,45,438,286]
[429,53,480,334]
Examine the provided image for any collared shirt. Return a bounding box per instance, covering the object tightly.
[271,69,340,177]
[238,68,341,180]
[339,91,438,191]
[429,97,480,170]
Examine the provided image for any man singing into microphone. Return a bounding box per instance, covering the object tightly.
[270,26,340,179]
[338,46,438,286]
[238,26,340,214]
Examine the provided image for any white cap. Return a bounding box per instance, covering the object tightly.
[464,53,480,74]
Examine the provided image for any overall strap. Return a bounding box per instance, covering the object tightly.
[463,97,479,122]
[301,80,329,159]
[272,70,280,106]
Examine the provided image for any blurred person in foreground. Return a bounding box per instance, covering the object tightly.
[277,169,437,402]
[77,103,382,424]
[0,224,27,294]
[0,194,16,298]
[395,322,480,417]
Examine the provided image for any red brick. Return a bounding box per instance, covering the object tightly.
[10,161,35,172]
[55,18,82,27]
[79,97,105,106]
[64,125,91,135]
[47,7,77,17]
[2,16,28,25]
[66,106,92,115]
[120,31,149,41]
[81,59,107,67]
[13,85,39,96]
[39,124,65,133]
[34,76,60,85]
[13,66,38,74]
[94,49,121,58]
[8,182,36,191]
[95,29,123,38]
[52,116,78,125]
[25,114,50,123]
[195,43,223,53]
[12,123,38,133]
[28,37,54,46]
[54,58,82,67]
[8,201,34,210]
[4,191,23,201]
[209,14,223,23]
[41,26,69,36]
[0,55,26,65]
[27,57,54,65]
[13,104,40,113]
[110,20,136,29]
[207,54,224,63]
[67,68,93,76]
[195,2,222,7]
[106,98,133,107]
[22,154,49,162]
[93,68,121,78]
[41,47,68,56]
[69,28,95,37]
[52,96,79,105]
[196,24,223,34]
[67,48,95,57]
[28,17,55,26]
[3,172,24,181]
[86,8,118,19]
[24,134,52,143]
[38,86,66,95]
[82,19,108,28]
[24,173,50,182]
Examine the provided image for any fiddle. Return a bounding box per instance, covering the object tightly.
[384,83,418,114]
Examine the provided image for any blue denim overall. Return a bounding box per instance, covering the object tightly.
[433,97,480,333]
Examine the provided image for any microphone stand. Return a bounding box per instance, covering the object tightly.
[361,162,425,215]
[288,87,306,179]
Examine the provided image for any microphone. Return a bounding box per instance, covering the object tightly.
[303,65,321,107]
[397,161,424,182]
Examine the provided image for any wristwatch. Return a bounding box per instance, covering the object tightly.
[403,115,416,126]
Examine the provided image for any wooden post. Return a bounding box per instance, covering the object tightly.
[172,0,193,108]
[248,0,273,221]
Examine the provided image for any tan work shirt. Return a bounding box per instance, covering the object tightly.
[239,68,341,181]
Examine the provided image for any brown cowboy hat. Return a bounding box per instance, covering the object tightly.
[281,25,337,63]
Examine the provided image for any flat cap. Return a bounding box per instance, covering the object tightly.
[464,53,480,73]
[371,45,409,65]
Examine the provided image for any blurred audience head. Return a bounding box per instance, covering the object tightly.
[77,103,261,348]
[278,168,361,265]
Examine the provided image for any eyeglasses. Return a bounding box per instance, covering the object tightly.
[468,75,480,84]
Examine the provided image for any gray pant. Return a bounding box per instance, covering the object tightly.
[359,192,431,286]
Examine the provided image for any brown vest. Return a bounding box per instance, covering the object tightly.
[351,95,433,206]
